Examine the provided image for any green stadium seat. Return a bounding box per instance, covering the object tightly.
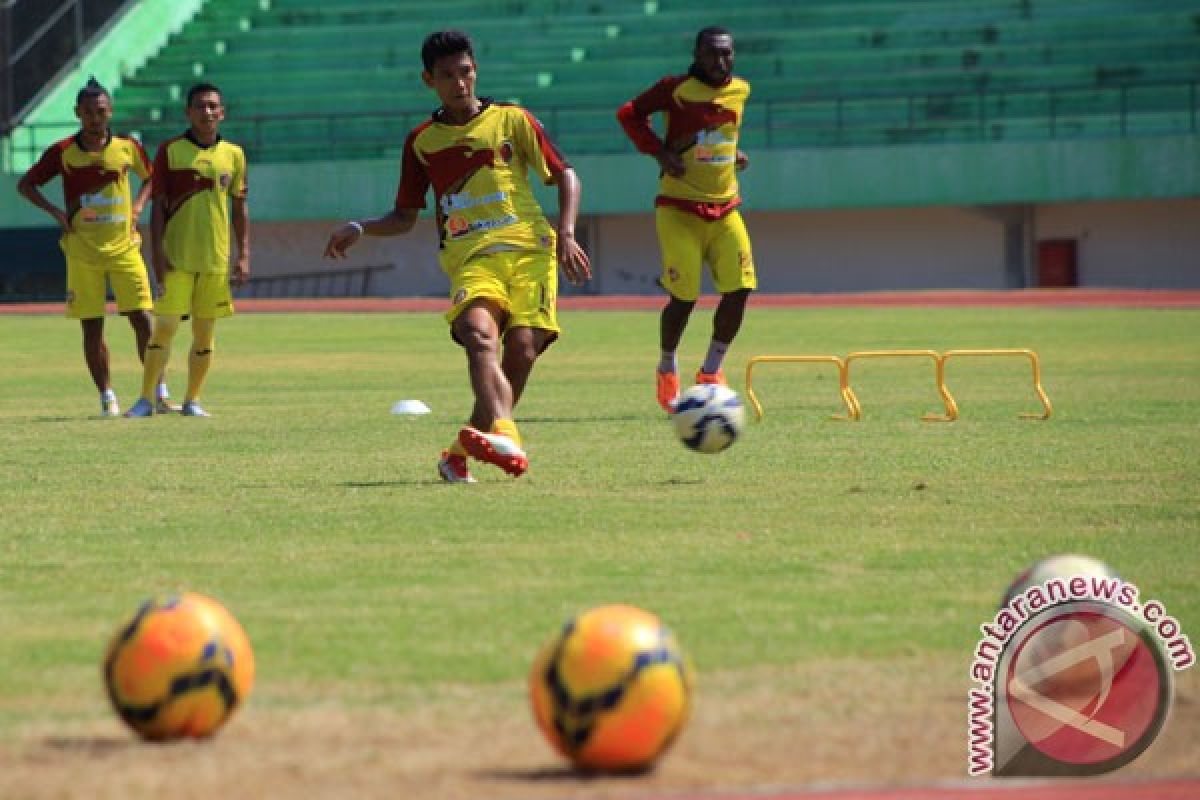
[105,0,1200,161]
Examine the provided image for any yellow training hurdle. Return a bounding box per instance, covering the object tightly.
[744,348,1052,422]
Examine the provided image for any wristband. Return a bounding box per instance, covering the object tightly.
[348,220,364,235]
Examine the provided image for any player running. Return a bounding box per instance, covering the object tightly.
[324,30,591,482]
[616,26,756,412]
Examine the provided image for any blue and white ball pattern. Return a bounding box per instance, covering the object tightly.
[672,384,745,453]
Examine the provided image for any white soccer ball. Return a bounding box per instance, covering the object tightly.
[672,384,745,454]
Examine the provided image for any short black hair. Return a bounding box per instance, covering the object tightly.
[694,26,732,49]
[421,30,473,72]
[75,76,109,105]
[186,82,222,106]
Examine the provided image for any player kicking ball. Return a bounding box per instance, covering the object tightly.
[324,30,590,481]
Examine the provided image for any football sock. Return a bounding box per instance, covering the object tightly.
[492,417,522,446]
[658,350,678,374]
[701,339,730,375]
[101,388,117,404]
[141,315,180,401]
[186,317,216,402]
[156,382,171,401]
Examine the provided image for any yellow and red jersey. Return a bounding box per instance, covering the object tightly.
[617,70,750,216]
[25,131,151,260]
[153,132,247,274]
[394,100,568,273]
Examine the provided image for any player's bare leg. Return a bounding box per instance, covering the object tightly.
[657,295,694,412]
[453,300,527,476]
[501,326,553,408]
[699,288,751,385]
[80,317,119,415]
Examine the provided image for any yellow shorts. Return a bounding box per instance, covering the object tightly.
[445,248,559,341]
[63,245,153,319]
[155,270,235,319]
[655,206,756,303]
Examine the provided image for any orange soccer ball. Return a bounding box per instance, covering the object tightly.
[103,592,255,740]
[529,604,693,772]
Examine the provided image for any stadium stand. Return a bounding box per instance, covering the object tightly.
[86,0,1198,163]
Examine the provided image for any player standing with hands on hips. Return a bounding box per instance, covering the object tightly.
[617,26,756,413]
[16,77,175,416]
[324,30,591,482]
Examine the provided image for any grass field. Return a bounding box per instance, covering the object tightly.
[0,306,1197,797]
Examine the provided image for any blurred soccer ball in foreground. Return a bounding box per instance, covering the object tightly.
[672,384,745,454]
[104,592,255,740]
[529,604,693,772]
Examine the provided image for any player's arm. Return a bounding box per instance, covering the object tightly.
[231,194,250,287]
[323,209,419,259]
[16,169,71,232]
[616,78,685,177]
[132,178,152,234]
[549,168,590,286]
[149,144,172,282]
[149,194,171,283]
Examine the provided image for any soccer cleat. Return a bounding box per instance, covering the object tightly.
[656,369,680,413]
[101,398,121,417]
[181,401,211,417]
[123,398,155,418]
[458,426,528,477]
[437,451,477,484]
[155,398,181,414]
[695,369,727,386]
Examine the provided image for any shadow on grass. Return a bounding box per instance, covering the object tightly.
[340,480,445,488]
[474,764,655,783]
[42,736,136,756]
[516,414,644,424]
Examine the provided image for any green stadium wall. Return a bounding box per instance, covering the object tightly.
[5,135,1198,224]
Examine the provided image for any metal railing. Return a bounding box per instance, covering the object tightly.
[1,0,130,134]
[7,79,1197,166]
[236,264,395,299]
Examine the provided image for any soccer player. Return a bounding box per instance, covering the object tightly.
[124,83,250,418]
[616,26,756,412]
[16,77,175,416]
[324,30,591,482]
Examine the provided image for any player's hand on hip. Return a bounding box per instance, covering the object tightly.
[558,232,591,286]
[53,209,73,234]
[324,222,362,259]
[655,149,686,178]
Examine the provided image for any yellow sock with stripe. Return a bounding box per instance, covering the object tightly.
[141,315,180,401]
[447,440,468,458]
[491,418,521,447]
[185,317,216,402]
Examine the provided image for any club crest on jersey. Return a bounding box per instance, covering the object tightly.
[498,141,514,163]
[453,288,468,305]
[219,173,231,191]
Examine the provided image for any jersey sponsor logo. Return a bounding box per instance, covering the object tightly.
[81,191,123,208]
[694,130,735,164]
[446,213,519,239]
[440,189,508,214]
